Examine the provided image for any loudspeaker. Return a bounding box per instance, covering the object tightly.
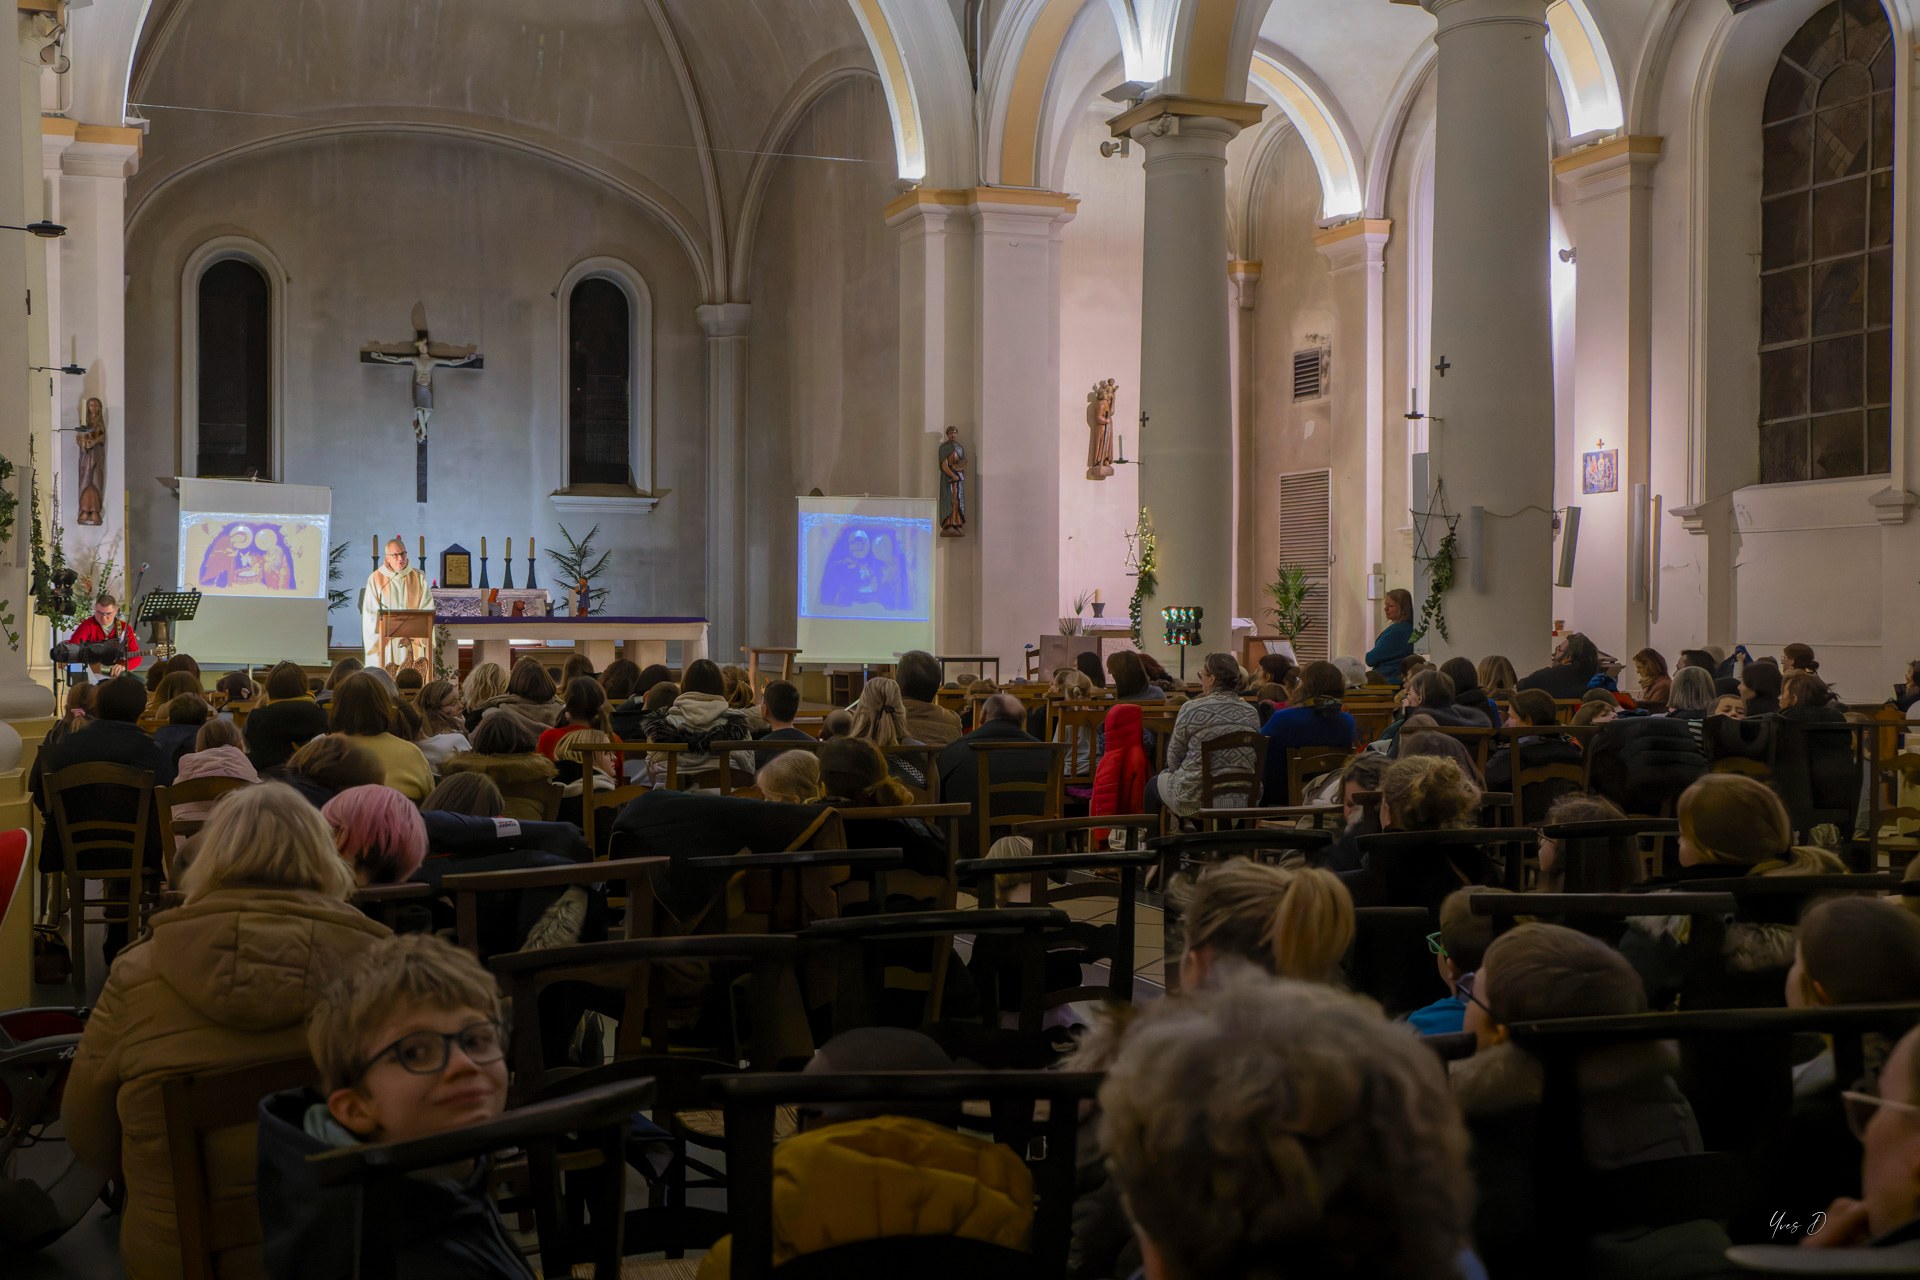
[1555,506,1581,588]
[1628,484,1649,603]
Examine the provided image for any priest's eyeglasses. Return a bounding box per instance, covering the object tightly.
[356,1021,506,1082]
[1841,1089,1920,1139]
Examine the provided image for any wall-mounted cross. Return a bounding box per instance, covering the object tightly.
[1434,356,1452,378]
[1139,409,1150,431]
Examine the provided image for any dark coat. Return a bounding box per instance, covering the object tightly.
[1586,716,1707,816]
[244,698,331,771]
[1485,732,1587,822]
[610,788,834,924]
[256,1089,533,1280]
[1257,704,1356,805]
[1775,705,1860,833]
[1339,831,1489,916]
[936,719,1049,857]
[1516,664,1597,700]
[30,717,167,873]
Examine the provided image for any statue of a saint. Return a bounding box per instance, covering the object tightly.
[76,396,106,526]
[1086,379,1117,479]
[938,426,967,538]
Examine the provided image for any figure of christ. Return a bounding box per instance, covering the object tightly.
[361,303,484,502]
[360,538,435,669]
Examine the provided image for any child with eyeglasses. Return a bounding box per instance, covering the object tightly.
[1404,887,1495,1036]
[255,933,530,1280]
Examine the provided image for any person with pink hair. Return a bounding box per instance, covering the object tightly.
[322,784,428,886]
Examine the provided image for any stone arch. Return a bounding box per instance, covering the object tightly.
[843,0,976,185]
[1248,47,1364,221]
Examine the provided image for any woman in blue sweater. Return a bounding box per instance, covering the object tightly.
[1366,588,1417,684]
[1259,661,1358,804]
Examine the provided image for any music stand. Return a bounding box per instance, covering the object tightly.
[138,589,201,661]
[377,607,436,682]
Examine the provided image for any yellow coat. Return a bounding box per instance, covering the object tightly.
[697,1114,1034,1279]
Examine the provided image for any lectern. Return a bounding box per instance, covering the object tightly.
[377,608,436,681]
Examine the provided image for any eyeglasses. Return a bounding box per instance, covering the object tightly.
[1842,1089,1920,1139]
[1426,931,1449,959]
[356,1021,505,1082]
[1459,975,1495,1023]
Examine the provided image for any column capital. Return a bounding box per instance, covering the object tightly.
[1106,95,1264,144]
[695,302,751,338]
[1228,260,1261,310]
[1553,135,1663,202]
[42,117,142,178]
[1420,0,1548,35]
[883,186,1077,231]
[1313,218,1393,273]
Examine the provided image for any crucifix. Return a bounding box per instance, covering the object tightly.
[361,302,484,502]
[1434,356,1452,378]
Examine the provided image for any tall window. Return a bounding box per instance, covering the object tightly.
[568,277,632,487]
[195,258,273,478]
[1759,0,1894,484]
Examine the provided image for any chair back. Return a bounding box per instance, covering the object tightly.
[1197,729,1266,811]
[883,744,943,804]
[156,775,254,881]
[162,1055,317,1280]
[1512,759,1588,831]
[1286,745,1350,806]
[496,777,562,822]
[1346,906,1449,1015]
[956,850,1156,1004]
[1052,703,1106,791]
[970,741,1067,861]
[46,761,157,991]
[442,854,668,958]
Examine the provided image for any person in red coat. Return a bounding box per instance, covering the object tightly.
[1090,701,1149,848]
[66,593,141,680]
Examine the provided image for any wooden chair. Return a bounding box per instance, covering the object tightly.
[496,777,562,822]
[1346,906,1449,1016]
[1052,702,1107,804]
[1011,813,1158,854]
[155,776,253,882]
[44,761,157,993]
[1195,729,1267,816]
[1139,708,1179,770]
[1285,745,1351,807]
[1512,759,1589,830]
[305,1079,650,1280]
[555,738,656,844]
[1428,726,1498,774]
[740,646,801,693]
[713,1070,1099,1280]
[348,882,437,932]
[1869,749,1920,869]
[970,740,1068,862]
[956,848,1157,1003]
[162,1055,317,1280]
[1197,803,1342,832]
[441,855,669,958]
[883,744,944,803]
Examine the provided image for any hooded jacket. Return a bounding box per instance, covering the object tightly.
[437,751,559,822]
[641,690,754,782]
[255,1088,532,1280]
[1585,716,1707,816]
[696,1114,1034,1279]
[475,692,562,733]
[60,888,389,1280]
[169,745,260,821]
[1090,703,1149,846]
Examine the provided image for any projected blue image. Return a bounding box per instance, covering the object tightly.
[798,513,932,621]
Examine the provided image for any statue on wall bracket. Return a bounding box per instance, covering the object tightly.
[938,426,967,538]
[1086,378,1117,479]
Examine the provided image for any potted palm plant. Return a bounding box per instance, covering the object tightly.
[1263,564,1318,662]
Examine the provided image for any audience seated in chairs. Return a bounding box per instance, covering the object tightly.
[609,662,674,739]
[1533,794,1641,894]
[554,727,620,846]
[1479,654,1519,702]
[1318,752,1389,874]
[1146,652,1261,822]
[409,678,471,773]
[458,660,507,731]
[536,676,615,760]
[329,672,434,802]
[1440,656,1502,729]
[597,657,641,705]
[154,692,210,781]
[170,718,258,822]
[1633,648,1673,708]
[1406,886,1496,1036]
[1517,631,1602,701]
[1100,976,1478,1280]
[438,713,559,821]
[897,649,964,748]
[754,679,812,745]
[1090,701,1150,848]
[314,656,361,708]
[1258,660,1356,805]
[270,734,385,809]
[31,673,165,877]
[1340,754,1485,911]
[1106,649,1166,707]
[323,784,429,887]
[847,676,929,789]
[471,656,564,732]
[421,770,505,817]
[1485,689,1579,799]
[640,657,754,787]
[756,748,824,804]
[819,738,946,879]
[245,661,331,771]
[938,692,1047,856]
[1742,659,1784,717]
[256,934,527,1280]
[62,782,388,1280]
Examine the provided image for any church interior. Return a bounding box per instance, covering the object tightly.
[8,1,1920,1277]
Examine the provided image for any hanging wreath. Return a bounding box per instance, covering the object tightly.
[1416,526,1458,643]
[1127,506,1158,643]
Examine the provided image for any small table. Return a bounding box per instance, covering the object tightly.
[741,646,802,693]
[935,654,1001,684]
[436,615,710,672]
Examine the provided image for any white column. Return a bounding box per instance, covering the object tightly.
[887,193,979,656]
[1419,0,1555,665]
[0,23,52,724]
[969,190,1074,667]
[696,302,750,663]
[1555,138,1661,660]
[1316,220,1393,659]
[1112,100,1261,668]
[55,126,138,607]
[1229,260,1260,628]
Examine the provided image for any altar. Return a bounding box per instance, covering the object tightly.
[435,615,710,671]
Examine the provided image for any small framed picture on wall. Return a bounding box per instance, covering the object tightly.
[1582,448,1618,495]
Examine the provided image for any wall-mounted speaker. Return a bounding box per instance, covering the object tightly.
[1555,506,1581,588]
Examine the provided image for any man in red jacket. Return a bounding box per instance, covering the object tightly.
[66,593,140,680]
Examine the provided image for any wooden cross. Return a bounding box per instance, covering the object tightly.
[1434,356,1452,378]
[361,302,484,503]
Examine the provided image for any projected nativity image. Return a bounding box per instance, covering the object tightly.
[180,513,329,599]
[798,513,932,620]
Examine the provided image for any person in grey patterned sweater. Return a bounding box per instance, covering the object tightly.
[1149,652,1262,817]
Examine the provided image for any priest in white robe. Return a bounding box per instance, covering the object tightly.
[361,538,434,670]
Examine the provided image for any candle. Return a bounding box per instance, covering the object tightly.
[480,535,487,558]
[505,537,512,560]
[372,534,379,561]
[418,536,425,562]
[529,537,535,558]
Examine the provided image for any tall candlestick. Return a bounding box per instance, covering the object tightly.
[505,537,512,560]
[480,535,486,558]
[418,535,425,563]
[372,534,379,562]
[529,536,535,558]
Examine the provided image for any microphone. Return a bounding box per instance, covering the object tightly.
[131,562,148,600]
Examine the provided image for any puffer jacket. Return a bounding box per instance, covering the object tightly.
[61,888,390,1280]
[169,744,260,821]
[436,751,559,822]
[641,690,753,783]
[474,692,562,732]
[1090,703,1148,846]
[696,1114,1034,1279]
[1585,715,1707,816]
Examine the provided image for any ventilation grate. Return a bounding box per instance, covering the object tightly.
[1276,469,1333,664]
[1292,347,1329,401]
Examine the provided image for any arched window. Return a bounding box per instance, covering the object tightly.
[195,258,274,478]
[567,277,633,487]
[1759,0,1893,484]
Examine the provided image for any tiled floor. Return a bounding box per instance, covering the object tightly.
[960,886,1170,998]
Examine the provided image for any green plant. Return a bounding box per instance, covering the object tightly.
[546,523,611,615]
[1263,564,1318,643]
[0,454,19,650]
[327,541,352,611]
[1127,507,1158,643]
[1416,527,1458,643]
[28,438,76,628]
[434,625,455,681]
